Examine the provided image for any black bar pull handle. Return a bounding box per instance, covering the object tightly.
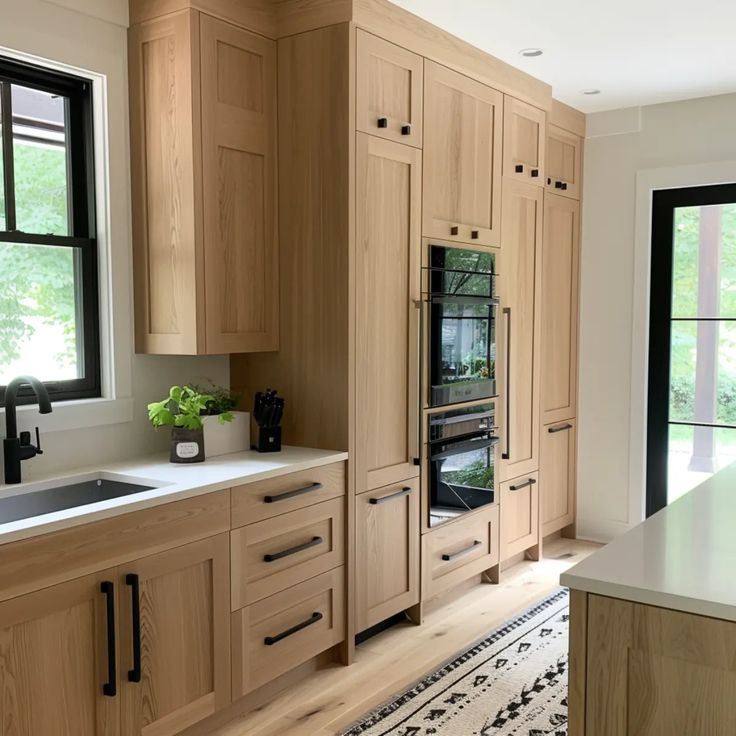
[509,478,537,491]
[548,423,573,434]
[377,117,388,128]
[264,482,322,503]
[502,307,511,460]
[126,573,142,683]
[101,581,117,697]
[264,536,323,563]
[442,540,482,562]
[369,486,412,505]
[264,612,323,646]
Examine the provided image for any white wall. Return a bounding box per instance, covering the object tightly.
[578,93,736,541]
[0,0,230,480]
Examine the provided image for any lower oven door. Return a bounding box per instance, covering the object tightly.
[429,431,497,528]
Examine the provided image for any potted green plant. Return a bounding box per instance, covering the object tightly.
[148,385,232,463]
[189,382,249,457]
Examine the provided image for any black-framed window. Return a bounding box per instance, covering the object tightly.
[0,56,99,405]
[647,183,736,516]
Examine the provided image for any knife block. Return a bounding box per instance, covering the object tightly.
[255,425,282,453]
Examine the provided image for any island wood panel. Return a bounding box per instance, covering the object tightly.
[0,490,230,604]
[231,497,345,608]
[540,194,580,423]
[356,30,423,147]
[129,10,204,354]
[355,133,421,492]
[200,14,278,353]
[120,534,231,736]
[423,60,503,247]
[541,419,576,537]
[503,96,546,186]
[499,472,539,561]
[546,125,582,200]
[230,23,351,453]
[584,594,736,735]
[355,479,420,632]
[568,590,587,736]
[0,569,119,736]
[498,179,542,482]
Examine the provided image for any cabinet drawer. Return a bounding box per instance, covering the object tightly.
[231,567,345,697]
[231,497,344,608]
[499,472,539,560]
[231,462,345,526]
[422,505,499,601]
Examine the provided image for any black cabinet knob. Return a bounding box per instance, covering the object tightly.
[555,180,563,188]
[547,177,552,185]
[401,124,411,135]
[471,230,479,239]
[515,164,524,173]
[561,182,568,190]
[530,169,539,177]
[377,117,388,128]
[450,225,459,235]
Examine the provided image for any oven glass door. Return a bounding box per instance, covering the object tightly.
[428,246,497,407]
[429,406,497,528]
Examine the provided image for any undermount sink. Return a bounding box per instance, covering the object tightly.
[0,473,163,524]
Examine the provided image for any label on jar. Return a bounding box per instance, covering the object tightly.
[176,442,200,459]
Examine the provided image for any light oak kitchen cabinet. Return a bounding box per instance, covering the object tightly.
[356,30,423,148]
[422,60,503,247]
[129,10,278,355]
[499,473,540,561]
[498,179,543,482]
[541,419,577,536]
[545,124,582,199]
[503,96,546,186]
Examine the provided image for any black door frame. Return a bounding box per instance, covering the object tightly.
[646,182,736,517]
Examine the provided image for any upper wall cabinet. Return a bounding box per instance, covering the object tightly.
[423,61,503,247]
[356,30,423,148]
[129,10,278,355]
[545,124,582,200]
[503,97,546,186]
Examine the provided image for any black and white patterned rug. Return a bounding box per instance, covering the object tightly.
[341,589,570,736]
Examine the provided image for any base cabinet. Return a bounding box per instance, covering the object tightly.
[355,479,420,632]
[0,570,120,736]
[499,472,539,561]
[541,419,577,536]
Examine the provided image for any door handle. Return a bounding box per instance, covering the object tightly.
[101,581,117,697]
[509,478,537,491]
[126,573,142,683]
[264,612,323,646]
[264,482,322,503]
[413,298,425,466]
[442,540,482,562]
[548,423,573,434]
[502,307,511,460]
[264,536,323,562]
[369,486,412,505]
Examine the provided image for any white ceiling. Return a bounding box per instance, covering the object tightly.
[390,0,736,113]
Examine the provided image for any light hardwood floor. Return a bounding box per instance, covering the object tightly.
[207,536,600,736]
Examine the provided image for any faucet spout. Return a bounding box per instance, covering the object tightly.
[4,375,52,440]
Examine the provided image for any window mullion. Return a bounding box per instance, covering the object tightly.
[0,80,16,231]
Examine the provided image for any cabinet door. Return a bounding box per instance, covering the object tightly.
[356,30,423,147]
[200,15,278,353]
[541,193,580,424]
[503,96,546,186]
[0,570,119,736]
[120,534,231,736]
[499,472,539,561]
[541,419,576,536]
[355,133,421,493]
[423,61,503,246]
[499,180,543,481]
[545,125,581,200]
[355,479,420,632]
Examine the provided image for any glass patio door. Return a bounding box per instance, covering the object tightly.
[647,183,736,516]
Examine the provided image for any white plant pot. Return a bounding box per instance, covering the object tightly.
[201,411,250,457]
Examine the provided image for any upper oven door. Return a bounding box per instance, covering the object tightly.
[427,245,498,407]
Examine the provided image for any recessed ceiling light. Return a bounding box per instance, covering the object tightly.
[580,88,601,95]
[519,48,543,58]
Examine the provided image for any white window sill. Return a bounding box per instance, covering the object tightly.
[0,397,135,434]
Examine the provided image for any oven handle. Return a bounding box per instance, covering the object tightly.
[413,299,425,466]
[502,307,511,460]
[430,294,499,306]
[429,409,494,428]
[430,435,497,461]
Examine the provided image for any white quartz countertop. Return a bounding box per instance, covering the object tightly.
[0,446,348,545]
[561,464,736,622]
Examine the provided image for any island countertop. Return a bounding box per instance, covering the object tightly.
[560,464,736,622]
[0,446,348,546]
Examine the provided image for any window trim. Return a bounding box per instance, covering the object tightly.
[0,55,100,406]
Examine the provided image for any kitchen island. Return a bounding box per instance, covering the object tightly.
[561,465,736,735]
